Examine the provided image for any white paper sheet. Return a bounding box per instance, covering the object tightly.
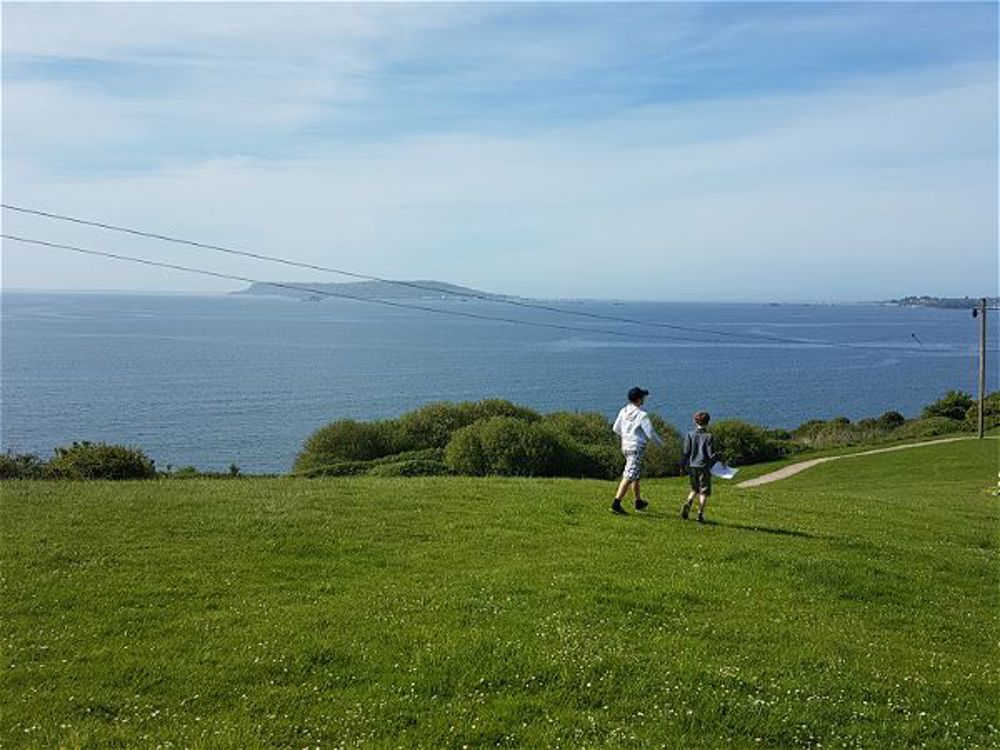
[710,462,739,479]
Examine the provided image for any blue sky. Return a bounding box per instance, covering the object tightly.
[2,2,997,300]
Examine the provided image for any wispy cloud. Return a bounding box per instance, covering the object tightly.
[2,3,996,300]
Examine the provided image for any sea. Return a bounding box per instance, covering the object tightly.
[2,291,995,474]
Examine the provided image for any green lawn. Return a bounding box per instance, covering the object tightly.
[2,441,997,749]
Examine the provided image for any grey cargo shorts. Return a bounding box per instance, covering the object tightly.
[622,447,645,480]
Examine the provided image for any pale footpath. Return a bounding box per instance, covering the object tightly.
[737,436,994,488]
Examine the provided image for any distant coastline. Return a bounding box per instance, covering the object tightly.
[883,295,998,310]
[233,279,512,302]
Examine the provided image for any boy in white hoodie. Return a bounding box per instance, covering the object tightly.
[610,386,662,514]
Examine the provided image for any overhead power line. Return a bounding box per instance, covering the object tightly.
[0,233,712,343]
[2,202,867,348]
[1,232,944,354]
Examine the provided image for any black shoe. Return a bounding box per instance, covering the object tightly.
[634,498,649,511]
[610,499,627,515]
[696,513,706,524]
[681,503,691,520]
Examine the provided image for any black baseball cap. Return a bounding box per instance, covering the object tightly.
[627,386,649,402]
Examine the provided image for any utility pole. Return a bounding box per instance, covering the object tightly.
[976,297,987,439]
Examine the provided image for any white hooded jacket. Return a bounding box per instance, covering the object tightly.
[612,404,662,451]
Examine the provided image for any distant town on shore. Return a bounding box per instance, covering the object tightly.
[885,296,999,309]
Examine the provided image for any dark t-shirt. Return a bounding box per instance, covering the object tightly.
[682,428,718,469]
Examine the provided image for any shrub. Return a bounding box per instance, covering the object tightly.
[395,400,540,450]
[710,420,785,465]
[295,448,448,478]
[922,390,974,421]
[876,411,907,430]
[0,451,47,480]
[294,419,397,473]
[792,420,828,440]
[793,421,888,450]
[46,441,156,480]
[475,399,541,423]
[444,424,488,476]
[542,411,614,447]
[372,448,446,465]
[965,392,1000,430]
[367,459,452,477]
[296,459,373,477]
[573,443,623,480]
[894,417,970,440]
[444,417,566,477]
[642,415,684,477]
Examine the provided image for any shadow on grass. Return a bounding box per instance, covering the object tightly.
[628,510,836,539]
[619,511,827,540]
[702,519,826,540]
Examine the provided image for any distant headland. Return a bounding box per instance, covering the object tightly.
[883,295,998,310]
[234,280,512,302]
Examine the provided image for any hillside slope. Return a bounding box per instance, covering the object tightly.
[2,441,997,748]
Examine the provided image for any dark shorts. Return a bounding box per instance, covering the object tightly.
[688,467,712,496]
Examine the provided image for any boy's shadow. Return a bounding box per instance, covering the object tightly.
[700,519,825,540]
[631,512,824,539]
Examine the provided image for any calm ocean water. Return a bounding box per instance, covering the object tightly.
[2,292,994,473]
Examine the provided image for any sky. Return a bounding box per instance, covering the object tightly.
[2,2,997,301]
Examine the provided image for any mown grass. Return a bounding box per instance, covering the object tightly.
[2,441,997,749]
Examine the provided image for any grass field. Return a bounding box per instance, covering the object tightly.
[2,440,998,749]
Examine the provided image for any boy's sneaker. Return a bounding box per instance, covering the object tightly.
[681,502,691,520]
[610,499,627,515]
[634,498,649,511]
[696,513,706,524]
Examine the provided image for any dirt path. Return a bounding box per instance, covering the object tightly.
[736,436,987,488]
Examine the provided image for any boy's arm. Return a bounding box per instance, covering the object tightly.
[680,433,691,470]
[706,434,721,466]
[612,411,623,437]
[642,415,663,445]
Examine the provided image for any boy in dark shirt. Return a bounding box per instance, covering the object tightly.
[680,411,720,523]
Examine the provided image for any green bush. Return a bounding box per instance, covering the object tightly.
[964,392,1000,430]
[894,417,970,440]
[296,447,448,478]
[367,459,452,477]
[794,421,888,450]
[573,443,623,480]
[0,452,47,480]
[710,420,785,465]
[395,400,540,450]
[542,411,614,447]
[294,419,397,473]
[923,390,974,421]
[792,420,828,440]
[642,415,684,477]
[444,417,567,477]
[297,459,373,477]
[46,442,156,480]
[876,411,907,430]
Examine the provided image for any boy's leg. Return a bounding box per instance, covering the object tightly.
[681,490,695,519]
[698,487,711,523]
[614,477,631,501]
[633,479,648,510]
[612,471,631,513]
[682,467,698,519]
